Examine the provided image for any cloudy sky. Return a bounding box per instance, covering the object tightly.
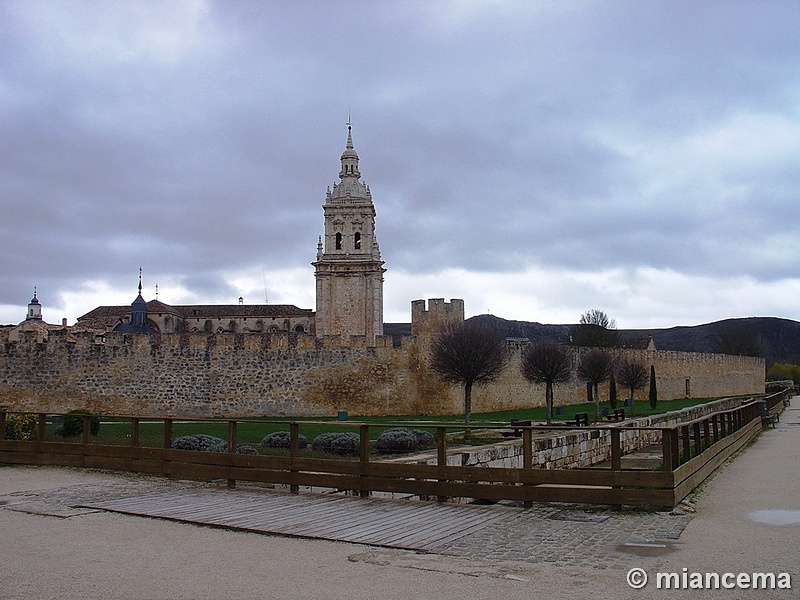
[2,1,800,329]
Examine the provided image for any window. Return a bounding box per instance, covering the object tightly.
[335,232,342,250]
[354,232,361,250]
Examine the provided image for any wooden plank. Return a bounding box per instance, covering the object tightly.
[3,441,672,488]
[673,419,761,503]
[82,488,519,551]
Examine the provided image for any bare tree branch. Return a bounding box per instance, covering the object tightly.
[520,343,572,424]
[577,349,615,422]
[429,322,509,440]
[617,359,648,417]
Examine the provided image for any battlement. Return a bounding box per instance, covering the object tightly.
[411,298,465,337]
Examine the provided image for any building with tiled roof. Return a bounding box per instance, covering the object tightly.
[7,290,72,343]
[620,336,657,351]
[77,295,314,335]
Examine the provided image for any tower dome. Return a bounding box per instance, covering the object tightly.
[26,288,43,321]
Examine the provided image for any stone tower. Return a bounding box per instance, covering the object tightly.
[313,126,385,344]
[26,288,42,321]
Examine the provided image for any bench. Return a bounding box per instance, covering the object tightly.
[501,419,532,437]
[564,412,589,427]
[758,401,780,428]
[604,408,625,422]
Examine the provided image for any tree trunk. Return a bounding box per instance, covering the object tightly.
[593,383,600,423]
[464,381,472,442]
[546,382,554,425]
[629,386,635,418]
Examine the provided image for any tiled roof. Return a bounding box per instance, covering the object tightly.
[174,304,312,318]
[78,302,313,322]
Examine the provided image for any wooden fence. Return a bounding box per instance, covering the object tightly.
[0,390,789,509]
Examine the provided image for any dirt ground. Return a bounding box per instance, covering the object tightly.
[1,402,798,599]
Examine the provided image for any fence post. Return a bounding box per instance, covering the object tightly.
[289,422,300,494]
[693,422,702,457]
[359,424,370,498]
[163,418,173,478]
[522,428,533,509]
[0,410,6,441]
[702,419,710,451]
[436,427,447,503]
[163,418,173,448]
[38,413,47,444]
[227,420,237,489]
[81,415,91,446]
[662,427,678,471]
[610,428,621,471]
[681,425,691,463]
[610,428,622,510]
[131,418,140,448]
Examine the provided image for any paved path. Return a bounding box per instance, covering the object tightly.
[1,399,798,599]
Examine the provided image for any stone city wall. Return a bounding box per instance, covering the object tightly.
[0,324,764,418]
[469,343,765,414]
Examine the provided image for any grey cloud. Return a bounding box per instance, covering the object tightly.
[2,1,799,326]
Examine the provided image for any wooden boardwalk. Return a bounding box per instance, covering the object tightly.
[80,488,523,551]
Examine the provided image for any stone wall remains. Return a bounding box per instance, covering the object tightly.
[408,396,759,471]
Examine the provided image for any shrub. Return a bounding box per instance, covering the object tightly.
[375,428,419,454]
[311,432,360,456]
[261,431,308,449]
[411,429,436,448]
[208,441,259,455]
[172,434,227,452]
[649,365,658,409]
[61,409,100,437]
[172,434,258,454]
[4,413,38,441]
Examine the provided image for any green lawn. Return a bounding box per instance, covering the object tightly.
[39,396,725,449]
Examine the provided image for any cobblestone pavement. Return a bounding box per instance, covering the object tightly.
[433,503,692,570]
[0,465,694,571]
[0,468,208,517]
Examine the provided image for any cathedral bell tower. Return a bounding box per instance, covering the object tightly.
[313,126,385,344]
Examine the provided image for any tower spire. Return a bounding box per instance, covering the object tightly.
[339,119,360,180]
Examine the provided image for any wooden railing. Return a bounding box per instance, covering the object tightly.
[0,390,789,509]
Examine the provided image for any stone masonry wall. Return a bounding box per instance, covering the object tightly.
[0,326,764,418]
[419,396,757,471]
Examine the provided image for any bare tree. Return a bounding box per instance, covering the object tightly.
[429,322,509,441]
[520,343,572,424]
[569,309,620,348]
[577,349,615,422]
[617,359,648,417]
[581,309,616,329]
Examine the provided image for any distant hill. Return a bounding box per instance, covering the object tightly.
[466,314,800,365]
